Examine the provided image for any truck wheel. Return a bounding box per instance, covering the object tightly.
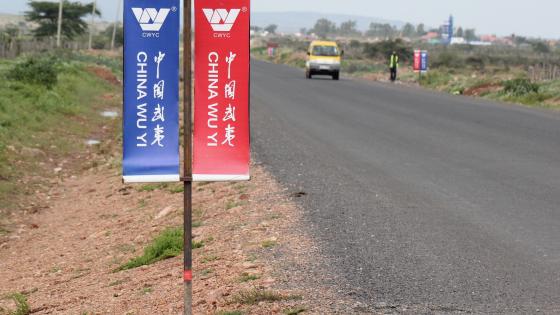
[332,72,339,80]
[306,70,312,79]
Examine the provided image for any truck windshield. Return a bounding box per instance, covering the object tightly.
[312,46,339,57]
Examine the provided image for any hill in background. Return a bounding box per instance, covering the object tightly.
[0,13,26,27]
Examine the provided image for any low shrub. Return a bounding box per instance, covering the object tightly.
[7,56,59,89]
[503,78,540,96]
[431,51,464,69]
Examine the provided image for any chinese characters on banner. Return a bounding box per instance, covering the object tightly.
[194,0,251,181]
[123,0,180,183]
[413,50,429,73]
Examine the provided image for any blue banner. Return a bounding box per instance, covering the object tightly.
[421,51,429,72]
[123,0,180,183]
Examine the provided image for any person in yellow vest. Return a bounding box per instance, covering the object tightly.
[389,51,399,82]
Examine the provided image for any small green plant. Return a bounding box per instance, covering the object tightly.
[201,255,219,263]
[138,199,147,208]
[8,56,59,89]
[229,289,301,305]
[261,240,278,248]
[192,221,203,228]
[141,286,153,294]
[192,240,205,249]
[0,225,10,235]
[137,183,168,192]
[200,269,214,277]
[238,273,259,283]
[116,228,183,271]
[246,254,257,262]
[167,184,184,194]
[284,307,307,315]
[216,311,243,315]
[225,200,243,210]
[1,292,30,315]
[109,279,126,286]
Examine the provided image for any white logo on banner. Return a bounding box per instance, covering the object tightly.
[203,9,241,32]
[132,8,171,32]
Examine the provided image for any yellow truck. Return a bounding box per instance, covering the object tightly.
[305,40,343,80]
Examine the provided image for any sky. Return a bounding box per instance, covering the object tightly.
[1,0,558,39]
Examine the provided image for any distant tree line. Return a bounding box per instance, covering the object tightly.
[299,18,482,42]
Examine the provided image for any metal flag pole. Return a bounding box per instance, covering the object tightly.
[56,0,63,48]
[183,0,193,314]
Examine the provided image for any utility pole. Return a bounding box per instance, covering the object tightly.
[88,0,97,50]
[56,0,63,48]
[111,0,121,51]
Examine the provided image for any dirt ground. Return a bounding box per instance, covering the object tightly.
[0,156,369,314]
[0,60,375,314]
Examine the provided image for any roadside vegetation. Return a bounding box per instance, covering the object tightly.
[0,292,30,315]
[252,35,560,110]
[0,51,121,233]
[116,228,184,271]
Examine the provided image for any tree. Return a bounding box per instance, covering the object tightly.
[363,38,412,62]
[25,1,100,39]
[366,23,396,38]
[402,23,415,38]
[310,18,337,39]
[464,29,477,42]
[416,23,426,36]
[456,27,464,38]
[532,41,551,54]
[339,20,360,36]
[264,24,277,34]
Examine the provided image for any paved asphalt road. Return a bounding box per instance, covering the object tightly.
[250,60,560,314]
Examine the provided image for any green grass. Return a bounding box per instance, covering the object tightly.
[191,239,205,249]
[136,183,169,192]
[201,255,219,263]
[229,289,301,305]
[225,200,243,210]
[167,184,184,194]
[261,240,278,248]
[238,273,259,283]
[0,53,120,211]
[0,292,30,315]
[200,268,214,277]
[283,307,307,315]
[108,279,126,287]
[216,311,243,315]
[136,183,184,193]
[116,228,183,271]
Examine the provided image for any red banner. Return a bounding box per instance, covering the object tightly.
[193,0,250,181]
[413,50,421,72]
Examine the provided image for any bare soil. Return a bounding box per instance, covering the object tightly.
[0,57,372,315]
[463,83,503,96]
[0,158,369,314]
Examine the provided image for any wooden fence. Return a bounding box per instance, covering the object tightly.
[528,63,560,82]
[0,39,87,59]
